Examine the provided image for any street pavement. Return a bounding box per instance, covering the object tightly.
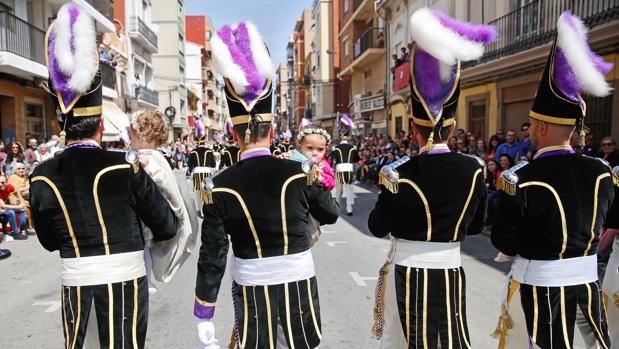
[0,181,589,348]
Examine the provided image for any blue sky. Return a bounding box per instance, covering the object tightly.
[185,0,313,67]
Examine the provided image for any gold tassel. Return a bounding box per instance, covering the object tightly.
[496,176,517,196]
[378,171,398,194]
[199,190,213,205]
[59,130,66,148]
[244,128,251,144]
[579,129,586,148]
[612,171,619,187]
[423,131,435,153]
[228,325,237,349]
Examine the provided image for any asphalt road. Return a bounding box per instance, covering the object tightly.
[0,181,588,348]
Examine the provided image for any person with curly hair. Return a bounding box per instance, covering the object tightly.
[130,110,197,294]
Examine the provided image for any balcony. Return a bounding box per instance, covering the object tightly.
[100,62,117,90]
[129,16,158,52]
[47,0,115,32]
[135,86,159,107]
[0,12,47,79]
[339,27,385,77]
[464,0,619,69]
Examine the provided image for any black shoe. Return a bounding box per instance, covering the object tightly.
[0,249,11,260]
[12,233,28,240]
[26,229,36,236]
[347,212,353,216]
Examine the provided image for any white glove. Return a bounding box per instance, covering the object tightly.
[196,317,220,349]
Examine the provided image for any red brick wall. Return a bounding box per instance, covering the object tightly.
[113,0,125,29]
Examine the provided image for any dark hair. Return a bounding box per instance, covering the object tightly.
[6,142,25,163]
[498,154,515,169]
[521,122,531,128]
[233,122,271,144]
[64,116,101,140]
[414,123,454,143]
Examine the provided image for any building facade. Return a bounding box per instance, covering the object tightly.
[338,0,387,136]
[0,0,115,143]
[151,0,187,140]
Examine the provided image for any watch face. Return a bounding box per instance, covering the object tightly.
[165,106,176,118]
[125,149,139,164]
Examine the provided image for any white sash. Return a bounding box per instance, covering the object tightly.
[233,250,315,286]
[61,251,145,286]
[511,255,598,287]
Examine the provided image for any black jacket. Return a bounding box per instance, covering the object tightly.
[29,147,177,258]
[369,152,487,242]
[188,147,216,173]
[195,155,339,304]
[491,154,617,259]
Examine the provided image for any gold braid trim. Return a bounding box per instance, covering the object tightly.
[306,166,319,185]
[228,325,237,349]
[372,263,390,338]
[193,172,213,204]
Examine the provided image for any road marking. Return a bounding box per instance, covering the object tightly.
[326,241,347,247]
[321,230,337,234]
[33,301,61,313]
[349,272,378,287]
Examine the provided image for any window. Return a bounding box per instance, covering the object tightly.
[468,100,486,139]
[25,102,44,140]
[364,69,372,80]
[343,39,349,57]
[343,0,349,13]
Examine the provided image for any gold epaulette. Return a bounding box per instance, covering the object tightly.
[200,177,214,204]
[378,156,410,194]
[300,160,318,185]
[496,161,529,196]
[612,166,619,187]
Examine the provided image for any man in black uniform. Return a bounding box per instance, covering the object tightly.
[188,135,217,210]
[329,135,359,216]
[194,22,339,349]
[368,8,493,348]
[491,11,616,349]
[30,5,177,348]
[220,138,240,169]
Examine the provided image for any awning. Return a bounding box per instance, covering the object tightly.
[102,99,129,142]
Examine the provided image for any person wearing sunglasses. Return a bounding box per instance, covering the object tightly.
[0,174,28,240]
[599,136,619,167]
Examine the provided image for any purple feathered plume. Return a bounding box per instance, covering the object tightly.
[431,9,497,43]
[340,114,353,129]
[300,118,312,128]
[47,4,81,106]
[553,11,613,101]
[217,23,266,104]
[413,48,456,116]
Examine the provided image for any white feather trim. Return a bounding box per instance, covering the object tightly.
[439,62,453,84]
[410,8,484,66]
[211,34,249,95]
[556,13,612,97]
[67,10,98,93]
[245,22,275,80]
[54,4,74,75]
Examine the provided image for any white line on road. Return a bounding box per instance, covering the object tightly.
[33,301,61,313]
[349,272,378,287]
[326,241,347,247]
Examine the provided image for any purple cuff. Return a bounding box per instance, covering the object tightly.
[194,300,215,319]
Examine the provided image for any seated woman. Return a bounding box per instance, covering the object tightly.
[129,110,198,292]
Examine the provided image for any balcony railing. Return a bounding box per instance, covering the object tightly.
[352,0,365,13]
[135,86,159,106]
[354,27,384,59]
[84,0,114,24]
[464,0,619,68]
[129,16,158,50]
[100,62,116,90]
[0,11,45,65]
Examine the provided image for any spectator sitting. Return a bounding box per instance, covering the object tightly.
[448,136,458,152]
[583,130,598,156]
[3,142,25,177]
[467,135,477,154]
[0,175,27,240]
[497,154,515,177]
[486,159,499,191]
[35,142,52,163]
[486,135,499,161]
[23,138,38,168]
[495,130,519,161]
[495,129,506,144]
[473,139,487,158]
[456,138,468,154]
[7,162,29,205]
[516,122,533,160]
[599,136,619,167]
[485,159,501,228]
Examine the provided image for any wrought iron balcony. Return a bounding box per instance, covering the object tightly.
[0,11,45,65]
[129,16,158,51]
[464,0,619,69]
[135,86,159,107]
[100,62,116,90]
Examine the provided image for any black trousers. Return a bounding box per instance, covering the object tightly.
[394,265,472,349]
[61,276,148,349]
[520,281,610,349]
[230,277,322,349]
